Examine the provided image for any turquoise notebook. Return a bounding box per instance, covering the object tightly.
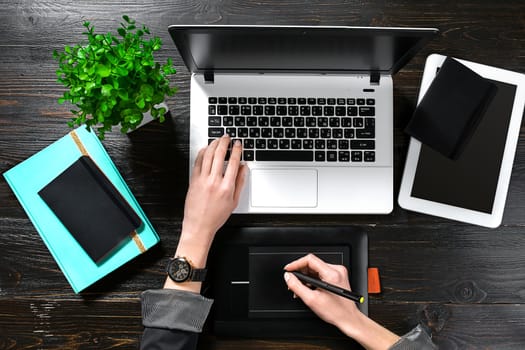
[3,126,160,293]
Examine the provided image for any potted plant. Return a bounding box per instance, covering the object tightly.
[53,15,177,139]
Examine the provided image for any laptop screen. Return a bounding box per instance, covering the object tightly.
[169,26,437,75]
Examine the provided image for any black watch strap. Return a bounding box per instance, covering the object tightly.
[190,268,207,282]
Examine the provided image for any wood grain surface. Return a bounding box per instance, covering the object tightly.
[1,0,525,349]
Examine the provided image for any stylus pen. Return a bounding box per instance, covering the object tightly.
[288,271,365,304]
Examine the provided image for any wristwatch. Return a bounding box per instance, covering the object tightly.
[166,256,207,283]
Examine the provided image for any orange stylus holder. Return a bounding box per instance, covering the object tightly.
[368,267,381,294]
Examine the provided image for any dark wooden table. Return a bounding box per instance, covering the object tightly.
[1,1,525,349]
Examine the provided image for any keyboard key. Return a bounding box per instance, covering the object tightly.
[347,106,358,116]
[229,105,239,115]
[209,105,216,115]
[339,151,350,162]
[258,97,267,104]
[228,97,237,104]
[329,117,340,127]
[223,116,233,126]
[270,117,281,127]
[208,116,221,126]
[318,117,328,127]
[258,116,269,126]
[327,151,337,161]
[364,151,375,162]
[297,128,307,138]
[249,128,260,138]
[285,128,296,138]
[244,150,254,161]
[287,97,297,104]
[356,129,375,138]
[243,139,254,149]
[264,105,275,115]
[333,128,343,138]
[315,139,326,149]
[307,98,316,105]
[234,116,246,126]
[312,106,323,116]
[324,106,334,116]
[238,128,248,137]
[268,139,278,149]
[218,105,228,115]
[337,98,346,105]
[347,98,355,105]
[366,98,375,105]
[298,98,307,105]
[327,140,338,149]
[306,117,317,127]
[256,150,313,161]
[273,128,284,138]
[351,151,362,162]
[282,117,293,127]
[317,98,326,105]
[300,106,311,116]
[321,128,331,138]
[344,128,355,139]
[353,118,364,128]
[336,106,346,116]
[218,97,227,104]
[294,117,305,127]
[253,106,264,115]
[241,105,252,115]
[303,139,314,149]
[268,97,277,104]
[209,97,218,104]
[256,139,266,149]
[357,98,365,105]
[351,140,375,149]
[315,151,325,161]
[239,97,247,104]
[308,128,319,138]
[279,139,290,149]
[288,106,299,116]
[339,140,349,149]
[248,97,257,104]
[327,98,336,105]
[359,106,375,116]
[208,128,224,137]
[277,106,287,115]
[365,118,375,128]
[225,128,236,137]
[247,117,257,126]
[342,118,352,127]
[261,128,272,138]
[278,97,287,104]
[291,139,302,149]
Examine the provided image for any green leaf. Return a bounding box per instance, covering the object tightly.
[95,63,111,77]
[135,97,145,109]
[123,15,130,23]
[118,27,126,37]
[101,84,113,96]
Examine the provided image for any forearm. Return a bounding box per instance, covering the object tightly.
[339,312,400,350]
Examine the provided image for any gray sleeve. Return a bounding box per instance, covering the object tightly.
[141,289,214,333]
[389,325,437,350]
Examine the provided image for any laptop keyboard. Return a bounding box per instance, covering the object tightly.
[207,96,376,162]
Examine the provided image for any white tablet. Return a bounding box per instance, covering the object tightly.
[399,54,525,228]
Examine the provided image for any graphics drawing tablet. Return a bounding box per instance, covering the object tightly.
[399,54,525,228]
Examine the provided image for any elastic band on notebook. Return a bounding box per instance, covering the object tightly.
[131,230,146,253]
[70,129,147,254]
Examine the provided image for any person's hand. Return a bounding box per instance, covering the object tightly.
[165,135,247,292]
[284,254,400,350]
[181,135,247,244]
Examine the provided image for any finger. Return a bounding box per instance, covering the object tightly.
[284,254,330,276]
[233,164,248,204]
[201,138,221,175]
[284,272,318,307]
[211,135,231,176]
[224,139,242,184]
[192,148,206,178]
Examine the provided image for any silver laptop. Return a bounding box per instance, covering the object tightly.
[169,25,437,214]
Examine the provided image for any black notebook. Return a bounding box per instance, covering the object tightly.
[38,156,142,263]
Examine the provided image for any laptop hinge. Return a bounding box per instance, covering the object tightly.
[204,71,214,84]
[370,72,380,85]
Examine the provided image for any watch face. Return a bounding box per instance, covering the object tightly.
[168,258,191,282]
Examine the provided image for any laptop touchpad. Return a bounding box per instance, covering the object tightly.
[250,169,318,208]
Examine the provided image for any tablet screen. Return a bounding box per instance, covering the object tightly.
[411,80,517,213]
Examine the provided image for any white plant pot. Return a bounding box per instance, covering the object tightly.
[127,102,169,132]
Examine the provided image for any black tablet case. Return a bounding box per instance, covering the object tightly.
[206,226,367,339]
[38,156,142,263]
[405,57,498,159]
